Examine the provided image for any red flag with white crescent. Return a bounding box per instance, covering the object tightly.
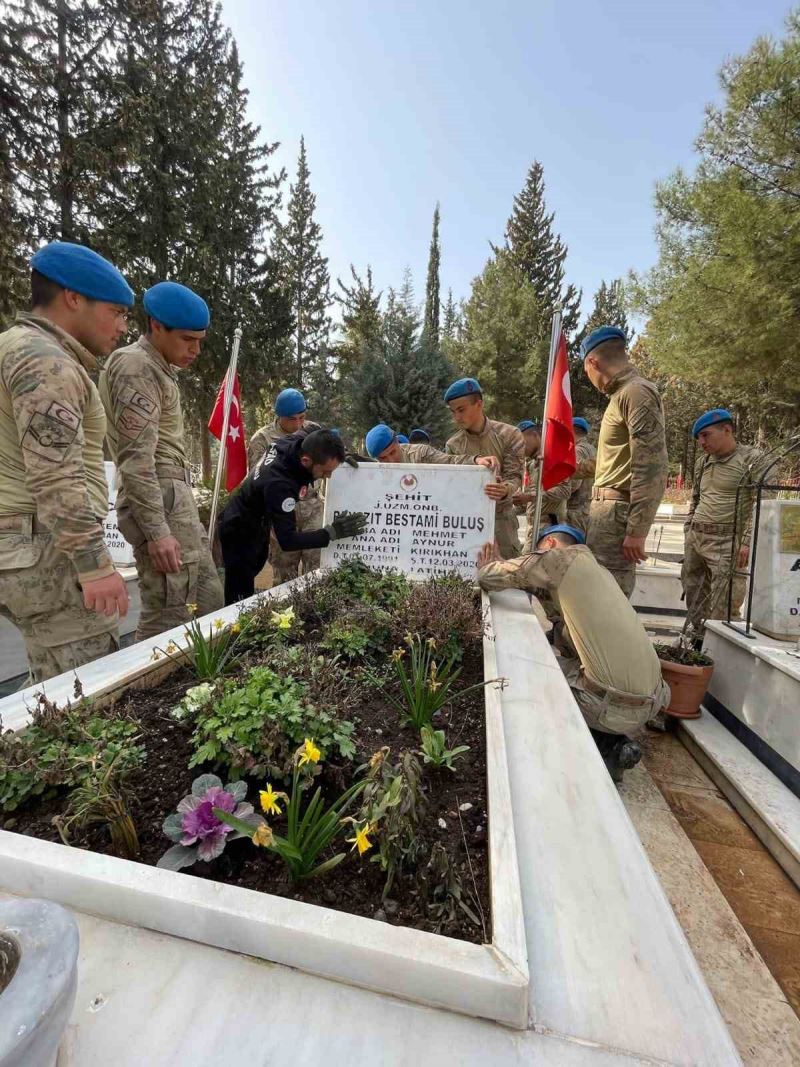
[541,331,576,491]
[208,371,247,490]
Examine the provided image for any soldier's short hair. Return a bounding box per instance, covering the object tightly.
[302,428,346,465]
[590,337,627,363]
[30,269,64,309]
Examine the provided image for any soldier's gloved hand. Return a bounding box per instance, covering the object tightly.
[325,511,369,541]
[343,453,359,469]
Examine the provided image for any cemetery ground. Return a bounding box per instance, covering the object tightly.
[0,562,492,942]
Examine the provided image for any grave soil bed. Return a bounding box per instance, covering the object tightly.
[2,566,491,945]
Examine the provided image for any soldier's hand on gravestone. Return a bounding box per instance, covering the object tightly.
[325,511,369,541]
[484,481,510,501]
[148,534,183,574]
[343,453,360,469]
[82,570,130,618]
[476,455,501,474]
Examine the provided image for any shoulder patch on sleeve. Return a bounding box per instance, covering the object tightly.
[281,497,296,513]
[21,410,78,461]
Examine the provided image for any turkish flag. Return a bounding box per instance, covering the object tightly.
[208,371,247,490]
[541,331,576,491]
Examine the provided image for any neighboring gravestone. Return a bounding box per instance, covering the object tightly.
[321,463,496,580]
[750,499,800,639]
[103,461,135,567]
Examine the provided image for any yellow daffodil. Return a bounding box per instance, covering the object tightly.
[427,637,437,649]
[297,738,321,766]
[213,618,224,631]
[270,606,295,630]
[391,647,406,662]
[150,648,162,661]
[403,632,414,646]
[166,640,179,654]
[186,603,198,615]
[231,622,241,634]
[347,823,374,855]
[252,823,274,848]
[259,783,288,816]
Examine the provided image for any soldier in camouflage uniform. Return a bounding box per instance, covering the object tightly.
[682,409,767,638]
[247,388,323,585]
[99,282,223,641]
[364,422,500,474]
[582,327,667,597]
[443,378,525,559]
[0,242,133,682]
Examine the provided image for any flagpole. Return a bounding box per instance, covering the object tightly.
[208,326,243,538]
[530,309,562,545]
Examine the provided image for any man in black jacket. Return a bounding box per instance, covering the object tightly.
[218,428,367,603]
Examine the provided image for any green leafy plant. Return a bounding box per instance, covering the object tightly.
[655,642,714,668]
[154,608,248,680]
[319,619,371,658]
[217,739,367,882]
[0,697,144,814]
[53,748,140,859]
[189,666,355,780]
[419,726,470,771]
[357,748,426,895]
[372,635,493,731]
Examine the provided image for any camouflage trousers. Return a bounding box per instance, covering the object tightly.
[566,501,590,535]
[118,478,223,641]
[270,493,324,585]
[0,517,119,683]
[681,524,745,637]
[562,657,671,737]
[495,505,521,560]
[586,499,636,598]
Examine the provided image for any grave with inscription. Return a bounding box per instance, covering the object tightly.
[321,462,495,580]
[103,461,135,567]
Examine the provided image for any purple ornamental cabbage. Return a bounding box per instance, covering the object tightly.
[157,774,259,871]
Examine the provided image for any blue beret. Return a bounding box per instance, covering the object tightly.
[274,388,307,417]
[573,417,590,434]
[408,428,430,443]
[580,325,626,358]
[692,408,733,439]
[144,281,209,330]
[31,241,133,307]
[517,419,540,433]
[444,377,482,403]
[536,523,586,546]
[396,434,410,444]
[365,423,395,459]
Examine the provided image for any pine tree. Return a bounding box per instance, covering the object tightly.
[382,267,419,353]
[348,334,454,441]
[422,203,440,348]
[272,136,331,385]
[582,279,631,342]
[335,264,383,359]
[504,160,582,341]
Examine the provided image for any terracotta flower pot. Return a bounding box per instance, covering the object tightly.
[658,658,714,719]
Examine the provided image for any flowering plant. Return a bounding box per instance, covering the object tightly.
[157,773,263,870]
[170,682,216,722]
[216,739,367,882]
[155,607,248,681]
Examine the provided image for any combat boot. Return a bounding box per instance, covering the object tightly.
[606,737,642,784]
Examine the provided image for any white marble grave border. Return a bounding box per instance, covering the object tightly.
[0,578,530,1029]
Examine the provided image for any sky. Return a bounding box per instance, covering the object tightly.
[220,0,792,324]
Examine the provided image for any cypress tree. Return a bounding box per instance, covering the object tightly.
[422,203,441,347]
[272,136,332,385]
[582,279,631,342]
[441,288,460,342]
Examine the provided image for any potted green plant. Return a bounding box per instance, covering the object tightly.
[654,643,715,720]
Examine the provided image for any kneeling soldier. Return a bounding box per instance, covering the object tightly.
[477,525,670,782]
[100,281,223,640]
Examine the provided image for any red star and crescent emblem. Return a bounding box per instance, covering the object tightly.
[400,474,418,492]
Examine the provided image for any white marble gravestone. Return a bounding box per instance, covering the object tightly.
[321,462,495,580]
[103,461,135,567]
[750,499,800,639]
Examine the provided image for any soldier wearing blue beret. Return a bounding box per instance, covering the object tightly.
[682,408,767,640]
[477,528,670,784]
[99,280,223,639]
[0,241,134,680]
[443,378,526,559]
[246,387,325,586]
[364,422,500,475]
[581,325,667,597]
[408,428,430,443]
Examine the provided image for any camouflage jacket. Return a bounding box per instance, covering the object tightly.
[544,437,597,509]
[446,417,524,509]
[689,443,768,542]
[99,335,188,541]
[402,442,485,465]
[594,366,668,537]
[0,313,114,582]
